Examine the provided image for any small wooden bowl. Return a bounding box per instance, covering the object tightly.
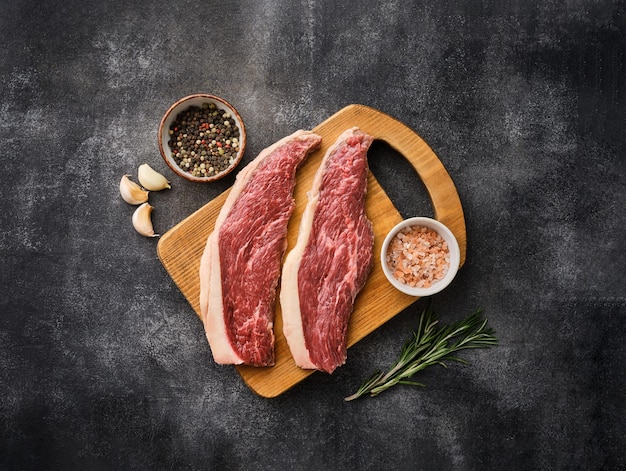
[158,94,246,182]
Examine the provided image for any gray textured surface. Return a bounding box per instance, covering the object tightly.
[1,1,625,469]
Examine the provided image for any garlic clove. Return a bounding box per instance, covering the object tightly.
[138,163,171,191]
[120,174,149,205]
[132,202,159,238]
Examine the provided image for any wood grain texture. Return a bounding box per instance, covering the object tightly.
[156,104,466,398]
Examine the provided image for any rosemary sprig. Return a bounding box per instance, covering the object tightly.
[344,305,498,401]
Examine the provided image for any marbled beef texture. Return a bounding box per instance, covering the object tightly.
[281,127,374,374]
[199,130,322,367]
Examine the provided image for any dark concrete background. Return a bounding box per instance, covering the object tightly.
[1,0,625,469]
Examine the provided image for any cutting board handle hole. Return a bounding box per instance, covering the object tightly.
[368,140,433,219]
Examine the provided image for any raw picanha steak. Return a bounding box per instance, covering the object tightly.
[199,130,322,366]
[280,127,374,373]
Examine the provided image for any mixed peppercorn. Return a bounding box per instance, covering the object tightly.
[167,102,241,178]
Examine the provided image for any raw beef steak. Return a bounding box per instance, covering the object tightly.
[199,130,322,366]
[280,127,374,373]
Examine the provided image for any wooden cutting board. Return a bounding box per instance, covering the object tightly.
[157,104,466,398]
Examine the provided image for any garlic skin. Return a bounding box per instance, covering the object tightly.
[132,202,159,237]
[119,174,149,205]
[138,163,171,191]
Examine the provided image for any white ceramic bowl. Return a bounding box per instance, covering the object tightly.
[158,94,246,182]
[381,217,461,297]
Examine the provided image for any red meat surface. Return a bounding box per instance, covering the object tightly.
[199,130,322,366]
[281,127,374,373]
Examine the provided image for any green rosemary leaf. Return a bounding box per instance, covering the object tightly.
[398,380,426,387]
[344,305,498,401]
